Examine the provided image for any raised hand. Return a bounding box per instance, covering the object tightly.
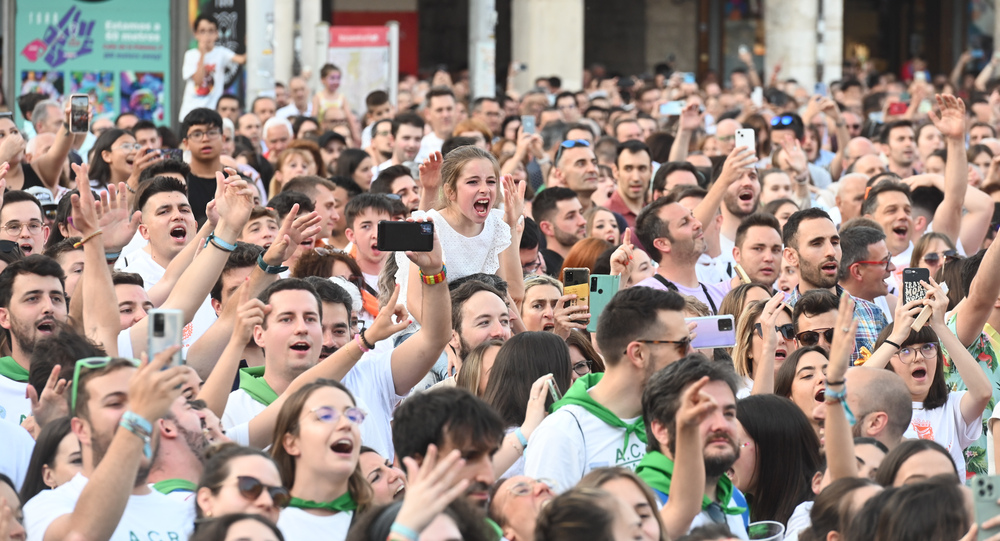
[0,132,26,164]
[99,182,142,253]
[263,203,322,265]
[501,174,526,228]
[129,346,189,423]
[922,277,949,329]
[783,137,808,175]
[69,163,101,236]
[234,279,269,344]
[679,102,702,131]
[522,373,556,434]
[214,167,254,232]
[610,228,635,280]
[827,293,857,384]
[552,295,589,339]
[404,216,444,273]
[396,445,470,536]
[27,364,69,429]
[418,151,444,194]
[717,145,757,185]
[364,284,411,343]
[927,94,967,140]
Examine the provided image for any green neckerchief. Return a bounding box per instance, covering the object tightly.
[288,492,357,512]
[485,518,503,541]
[152,479,197,495]
[551,372,647,455]
[238,366,278,406]
[635,451,746,516]
[0,356,28,382]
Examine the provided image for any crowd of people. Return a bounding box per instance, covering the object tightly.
[8,11,1000,541]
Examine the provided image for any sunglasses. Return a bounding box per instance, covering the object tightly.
[310,405,366,425]
[71,357,140,413]
[0,240,20,254]
[235,476,291,508]
[631,337,692,357]
[554,139,591,163]
[770,115,796,127]
[922,250,959,265]
[796,328,834,347]
[755,323,796,340]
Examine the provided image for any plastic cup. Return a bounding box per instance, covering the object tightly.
[748,520,785,541]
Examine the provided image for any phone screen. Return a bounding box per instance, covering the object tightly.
[70,95,89,133]
[521,115,536,135]
[376,221,434,252]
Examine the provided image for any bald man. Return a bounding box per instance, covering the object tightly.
[715,119,742,155]
[276,76,313,119]
[849,154,887,179]
[842,137,878,172]
[833,173,869,226]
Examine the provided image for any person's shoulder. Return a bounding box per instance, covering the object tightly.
[634,275,666,290]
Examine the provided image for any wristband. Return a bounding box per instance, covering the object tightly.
[824,384,856,425]
[355,332,370,353]
[105,251,121,260]
[204,232,237,252]
[74,230,103,248]
[360,328,375,350]
[419,265,447,286]
[883,339,901,350]
[826,379,846,386]
[514,427,529,448]
[257,253,288,274]
[119,411,153,460]
[390,523,419,541]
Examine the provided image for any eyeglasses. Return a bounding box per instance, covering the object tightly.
[70,357,140,413]
[115,143,143,152]
[374,131,392,137]
[846,123,861,130]
[716,134,736,142]
[852,256,891,272]
[796,328,835,347]
[522,253,544,274]
[923,250,959,265]
[754,323,796,340]
[632,337,692,357]
[507,478,557,496]
[770,115,796,127]
[186,128,222,141]
[309,405,366,425]
[572,360,593,376]
[555,139,591,163]
[4,220,43,236]
[234,476,291,508]
[893,342,939,364]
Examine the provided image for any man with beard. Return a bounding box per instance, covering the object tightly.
[635,198,727,313]
[146,396,210,501]
[448,281,511,361]
[635,355,748,539]
[695,146,759,283]
[606,141,653,233]
[23,350,193,541]
[0,255,67,425]
[531,187,586,278]
[783,208,887,362]
[525,287,690,491]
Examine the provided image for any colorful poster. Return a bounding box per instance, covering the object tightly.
[14,0,172,125]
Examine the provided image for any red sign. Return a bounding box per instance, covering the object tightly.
[331,11,419,77]
[329,26,388,47]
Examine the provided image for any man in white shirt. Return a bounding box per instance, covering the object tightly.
[275,77,313,119]
[23,353,194,541]
[116,177,197,288]
[344,194,395,293]
[416,87,457,163]
[728,213,783,290]
[694,148,760,282]
[146,397,210,500]
[263,117,293,166]
[179,14,246,122]
[376,113,424,174]
[524,287,690,491]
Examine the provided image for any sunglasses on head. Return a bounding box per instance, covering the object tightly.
[796,328,834,347]
[555,139,591,163]
[755,322,796,340]
[770,115,795,127]
[236,476,291,508]
[922,250,959,264]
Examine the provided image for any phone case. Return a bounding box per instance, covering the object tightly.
[587,274,620,333]
[686,315,736,349]
[563,268,590,311]
[902,268,930,305]
[735,129,755,153]
[973,475,1000,540]
[148,308,184,366]
[377,221,434,252]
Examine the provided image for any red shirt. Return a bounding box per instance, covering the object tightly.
[605,189,640,232]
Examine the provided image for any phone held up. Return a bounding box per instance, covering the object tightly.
[70,94,90,134]
[902,267,930,305]
[148,308,184,367]
[376,221,434,252]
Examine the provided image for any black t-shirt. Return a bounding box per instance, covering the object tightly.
[541,248,564,279]
[186,172,217,226]
[21,163,44,190]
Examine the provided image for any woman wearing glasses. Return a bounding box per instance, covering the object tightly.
[909,232,958,281]
[270,379,372,540]
[731,293,797,397]
[88,128,159,194]
[862,279,991,481]
[196,443,289,525]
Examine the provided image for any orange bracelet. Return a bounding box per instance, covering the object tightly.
[419,265,447,285]
[73,230,103,248]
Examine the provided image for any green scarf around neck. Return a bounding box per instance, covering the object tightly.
[552,373,647,454]
[0,356,28,382]
[238,366,278,406]
[288,491,357,512]
[152,478,197,495]
[635,451,746,516]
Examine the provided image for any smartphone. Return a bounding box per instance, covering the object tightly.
[147,148,183,161]
[521,115,536,135]
[69,94,89,133]
[686,315,737,349]
[902,267,930,304]
[973,49,986,60]
[814,81,828,97]
[148,308,184,366]
[547,379,562,402]
[738,44,750,56]
[751,86,763,108]
[376,221,434,252]
[734,263,752,284]
[735,128,756,161]
[887,102,908,115]
[587,274,620,333]
[563,267,590,313]
[973,474,1000,540]
[659,100,685,116]
[915,70,929,83]
[682,72,696,85]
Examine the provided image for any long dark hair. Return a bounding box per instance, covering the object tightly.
[87,128,130,188]
[798,477,880,541]
[874,439,957,487]
[774,345,826,400]
[196,442,277,518]
[873,475,970,541]
[736,394,822,525]
[19,416,75,502]
[874,323,948,410]
[346,498,492,541]
[334,148,371,178]
[482,332,574,427]
[189,513,285,541]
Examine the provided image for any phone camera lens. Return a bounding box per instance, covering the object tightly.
[720,319,733,331]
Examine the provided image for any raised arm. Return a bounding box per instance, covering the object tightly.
[955,227,1000,346]
[417,152,444,212]
[927,94,968,243]
[667,103,703,163]
[826,294,861,481]
[694,146,756,230]
[197,282,265,416]
[860,296,923,370]
[497,175,526,306]
[950,51,973,90]
[823,100,851,180]
[32,102,75,189]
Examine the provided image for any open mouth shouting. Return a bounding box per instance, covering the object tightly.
[911,365,928,384]
[19,242,33,255]
[169,225,187,243]
[814,388,825,404]
[36,317,57,336]
[820,260,838,276]
[737,189,756,207]
[774,347,788,363]
[330,437,355,456]
[891,223,909,243]
[473,197,491,217]
[393,484,406,499]
[289,340,311,355]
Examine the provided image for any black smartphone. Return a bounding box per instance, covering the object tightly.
[902,267,930,304]
[70,94,89,133]
[377,221,434,252]
[563,268,590,312]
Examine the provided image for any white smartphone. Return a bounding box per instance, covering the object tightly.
[148,308,184,366]
[751,87,763,108]
[685,315,737,349]
[735,128,756,166]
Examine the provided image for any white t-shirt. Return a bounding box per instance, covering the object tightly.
[903,391,981,480]
[342,349,406,461]
[717,234,737,279]
[24,473,195,541]
[180,46,237,122]
[222,387,268,429]
[0,374,29,426]
[276,102,313,119]
[277,506,352,541]
[415,132,444,164]
[524,404,646,493]
[0,419,34,490]
[696,253,730,285]
[784,500,814,541]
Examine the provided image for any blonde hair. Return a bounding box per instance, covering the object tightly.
[453,118,493,141]
[269,147,317,196]
[732,300,766,378]
[439,146,501,211]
